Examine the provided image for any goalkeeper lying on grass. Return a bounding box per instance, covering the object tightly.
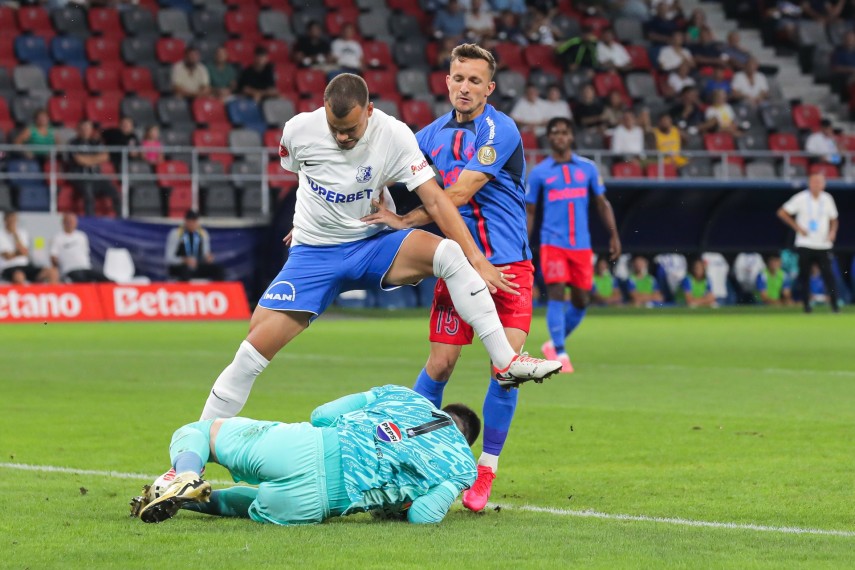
[131,385,480,525]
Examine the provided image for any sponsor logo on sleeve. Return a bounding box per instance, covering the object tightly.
[410,159,429,175]
[477,145,496,165]
[376,421,403,443]
[356,165,373,183]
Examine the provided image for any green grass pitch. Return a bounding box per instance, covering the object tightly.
[1,309,854,569]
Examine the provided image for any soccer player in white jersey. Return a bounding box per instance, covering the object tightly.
[198,74,560,420]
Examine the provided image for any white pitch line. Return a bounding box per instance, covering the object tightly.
[2,462,853,538]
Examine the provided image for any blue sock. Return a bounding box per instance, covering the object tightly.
[546,300,567,353]
[564,303,587,342]
[412,368,447,408]
[169,421,211,474]
[173,451,204,475]
[482,379,518,456]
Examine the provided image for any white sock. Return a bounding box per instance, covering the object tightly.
[433,239,516,369]
[200,340,269,420]
[478,452,499,473]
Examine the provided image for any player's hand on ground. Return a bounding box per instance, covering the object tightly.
[609,235,622,261]
[360,199,408,229]
[474,261,519,296]
[282,229,293,246]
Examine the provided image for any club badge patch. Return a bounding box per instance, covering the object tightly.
[279,145,289,158]
[477,145,496,165]
[376,421,403,443]
[356,165,373,183]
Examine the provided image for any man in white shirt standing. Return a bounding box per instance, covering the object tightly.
[777,172,840,313]
[50,212,110,283]
[610,110,645,163]
[510,84,551,135]
[0,211,59,285]
[198,73,561,420]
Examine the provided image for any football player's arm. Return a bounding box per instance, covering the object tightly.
[525,170,543,239]
[594,193,621,261]
[309,390,376,427]
[399,169,491,228]
[406,480,462,524]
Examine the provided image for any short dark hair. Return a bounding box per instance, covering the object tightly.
[546,116,573,135]
[443,403,481,446]
[450,43,497,79]
[323,73,369,119]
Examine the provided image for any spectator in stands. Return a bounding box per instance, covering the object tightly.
[524,7,558,45]
[805,119,842,165]
[596,28,632,73]
[556,26,599,72]
[331,23,364,76]
[802,0,846,24]
[610,110,645,164]
[435,37,458,69]
[650,0,684,20]
[0,211,59,285]
[650,113,688,168]
[765,1,802,46]
[541,85,573,122]
[165,209,225,282]
[495,10,527,45]
[466,0,496,41]
[681,258,717,308]
[66,120,121,217]
[705,88,739,135]
[293,21,331,69]
[671,86,716,133]
[628,255,663,307]
[701,67,732,102]
[490,0,527,14]
[610,0,650,21]
[691,27,726,69]
[101,116,141,173]
[721,31,751,71]
[171,46,210,100]
[141,125,164,165]
[602,89,627,129]
[777,171,840,312]
[646,2,680,45]
[434,0,467,41]
[665,60,697,99]
[731,58,769,107]
[13,109,58,166]
[207,46,237,101]
[49,212,110,283]
[830,30,855,91]
[657,31,694,72]
[238,47,277,103]
[684,8,708,44]
[511,84,551,135]
[574,84,607,129]
[756,253,793,305]
[591,257,623,306]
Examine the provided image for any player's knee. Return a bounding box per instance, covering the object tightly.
[571,290,590,309]
[432,239,467,279]
[169,422,210,455]
[426,354,457,381]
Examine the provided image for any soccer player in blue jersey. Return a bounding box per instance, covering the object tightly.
[131,385,480,526]
[362,43,550,512]
[525,117,621,372]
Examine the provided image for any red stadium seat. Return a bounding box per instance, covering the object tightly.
[225,39,255,67]
[274,63,297,94]
[325,0,356,9]
[626,45,652,72]
[157,160,192,217]
[193,128,233,169]
[362,41,393,69]
[17,7,54,39]
[121,66,155,94]
[326,8,360,37]
[0,7,18,35]
[363,69,397,96]
[297,95,324,114]
[401,100,433,129]
[86,37,121,64]
[156,38,186,65]
[296,69,327,95]
[594,71,630,101]
[836,133,855,153]
[192,97,229,128]
[429,70,447,97]
[261,39,289,63]
[611,162,643,178]
[264,127,281,150]
[808,162,839,178]
[88,8,124,39]
[49,66,84,94]
[582,16,609,36]
[48,96,84,127]
[767,132,808,169]
[704,132,743,167]
[493,42,526,72]
[0,98,13,134]
[792,103,822,131]
[645,162,678,178]
[168,185,193,218]
[0,37,15,70]
[523,44,562,75]
[85,93,122,128]
[57,183,82,214]
[258,0,293,12]
[267,161,298,190]
[225,9,260,36]
[86,65,122,93]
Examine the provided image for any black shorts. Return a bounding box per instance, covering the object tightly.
[2,264,43,282]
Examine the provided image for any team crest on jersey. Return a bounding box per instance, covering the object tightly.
[477,145,496,165]
[279,145,289,158]
[356,165,373,183]
[376,421,403,443]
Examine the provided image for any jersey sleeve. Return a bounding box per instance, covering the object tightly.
[680,277,691,293]
[782,193,801,215]
[627,277,637,292]
[465,115,520,178]
[525,167,544,205]
[388,121,437,190]
[589,163,606,196]
[278,119,300,173]
[309,390,376,427]
[406,480,462,524]
[756,273,767,292]
[827,195,839,219]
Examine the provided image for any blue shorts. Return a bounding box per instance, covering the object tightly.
[258,229,417,319]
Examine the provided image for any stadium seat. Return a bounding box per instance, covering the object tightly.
[48,96,84,128]
[372,98,400,118]
[0,37,16,71]
[703,133,742,166]
[88,8,124,39]
[267,161,297,191]
[645,162,678,178]
[523,45,562,75]
[0,7,17,35]
[397,69,430,99]
[161,128,193,163]
[768,132,808,169]
[194,128,233,169]
[203,183,238,217]
[227,99,267,135]
[261,39,289,62]
[17,6,54,39]
[121,7,157,37]
[225,8,261,37]
[0,97,13,135]
[51,36,88,73]
[529,69,560,93]
[400,100,433,129]
[273,63,297,94]
[157,9,192,39]
[157,96,194,129]
[495,70,526,99]
[263,128,281,151]
[261,98,295,127]
[229,128,263,163]
[808,163,839,178]
[12,97,45,126]
[85,93,122,128]
[737,128,769,154]
[191,8,227,37]
[792,103,822,131]
[745,161,776,179]
[296,69,327,96]
[258,0,293,10]
[576,128,605,151]
[388,12,422,40]
[86,37,121,64]
[192,97,230,128]
[562,70,589,100]
[120,96,157,127]
[258,10,294,42]
[225,39,255,68]
[326,9,359,37]
[122,37,157,67]
[156,38,186,65]
[121,67,157,98]
[493,42,526,72]
[14,36,53,75]
[52,6,89,38]
[297,95,324,114]
[130,184,162,217]
[614,17,644,43]
[86,65,121,94]
[156,159,190,190]
[13,64,49,95]
[49,66,84,95]
[393,40,429,70]
[594,72,631,103]
[428,71,447,97]
[611,162,643,178]
[363,69,397,96]
[761,102,796,131]
[625,45,653,72]
[7,159,49,212]
[678,158,714,178]
[361,41,393,69]
[625,73,658,102]
[713,160,745,179]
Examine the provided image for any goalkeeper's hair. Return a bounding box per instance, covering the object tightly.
[443,403,481,447]
[450,43,496,79]
[324,73,370,118]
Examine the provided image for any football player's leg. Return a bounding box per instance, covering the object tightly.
[545,282,568,355]
[414,342,463,408]
[184,487,258,518]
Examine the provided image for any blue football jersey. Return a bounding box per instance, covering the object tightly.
[416,104,531,264]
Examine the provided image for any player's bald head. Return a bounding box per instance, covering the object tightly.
[324,73,370,118]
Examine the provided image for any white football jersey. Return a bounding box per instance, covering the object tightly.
[279,107,435,246]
